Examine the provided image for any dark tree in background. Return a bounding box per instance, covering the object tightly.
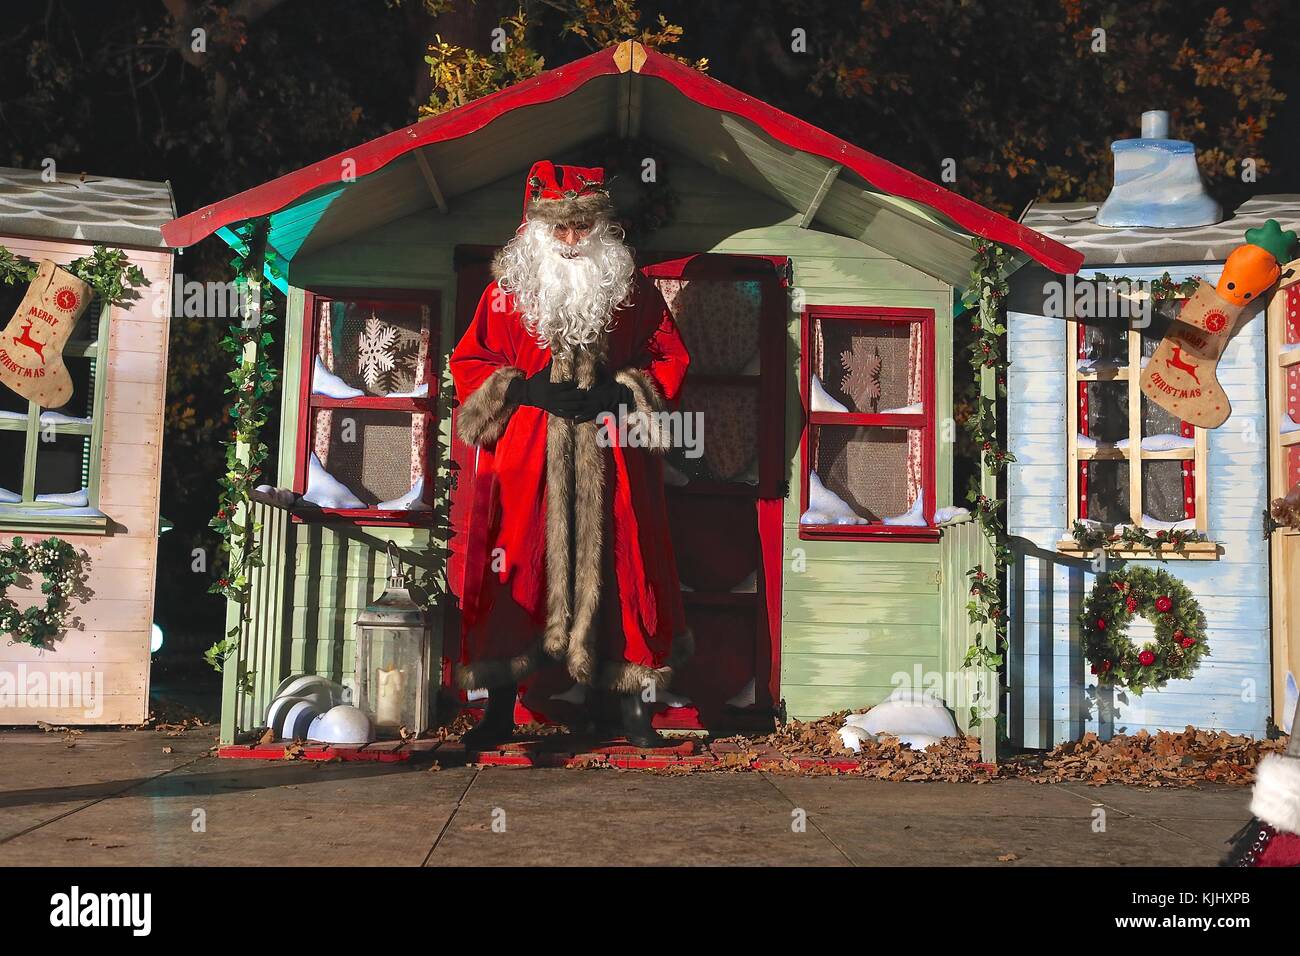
[0,0,1294,654]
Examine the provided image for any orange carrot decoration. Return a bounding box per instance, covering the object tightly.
[1216,218,1298,306]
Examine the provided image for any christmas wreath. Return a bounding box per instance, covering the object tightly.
[1080,566,1208,693]
[0,537,84,648]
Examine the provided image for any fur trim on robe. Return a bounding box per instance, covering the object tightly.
[456,365,524,447]
[613,366,673,454]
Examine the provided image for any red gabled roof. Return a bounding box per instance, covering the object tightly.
[161,41,1082,275]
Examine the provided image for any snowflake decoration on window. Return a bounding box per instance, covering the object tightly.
[840,338,881,412]
[356,314,398,390]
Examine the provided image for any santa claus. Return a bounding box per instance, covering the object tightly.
[449,160,693,750]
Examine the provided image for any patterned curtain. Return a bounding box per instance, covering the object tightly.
[312,302,335,469]
[905,320,923,509]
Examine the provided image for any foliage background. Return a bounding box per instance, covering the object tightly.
[0,0,1295,654]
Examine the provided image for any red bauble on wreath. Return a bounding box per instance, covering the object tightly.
[1079,565,1208,694]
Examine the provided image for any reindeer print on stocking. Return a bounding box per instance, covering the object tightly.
[1139,279,1247,429]
[0,260,90,408]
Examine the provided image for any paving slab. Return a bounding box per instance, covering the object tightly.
[0,754,474,866]
[764,775,1113,820]
[427,768,849,866]
[1057,782,1252,854]
[761,776,1224,866]
[0,727,217,843]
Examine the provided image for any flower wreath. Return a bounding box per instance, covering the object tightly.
[0,537,84,648]
[1080,565,1208,693]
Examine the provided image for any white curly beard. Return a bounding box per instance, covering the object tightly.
[495,217,636,351]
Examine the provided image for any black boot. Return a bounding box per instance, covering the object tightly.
[461,686,516,752]
[619,692,668,749]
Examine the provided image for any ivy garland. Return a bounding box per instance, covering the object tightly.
[959,239,1014,721]
[0,243,147,305]
[205,222,279,695]
[1070,519,1206,559]
[1080,565,1208,693]
[0,537,85,648]
[1089,271,1199,305]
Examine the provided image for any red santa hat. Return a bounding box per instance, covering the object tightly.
[522,160,614,225]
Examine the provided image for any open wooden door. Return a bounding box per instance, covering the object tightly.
[641,253,788,731]
[1268,263,1300,728]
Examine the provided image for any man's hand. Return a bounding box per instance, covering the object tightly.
[506,360,587,418]
[575,371,635,423]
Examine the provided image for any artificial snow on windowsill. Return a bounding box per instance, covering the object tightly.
[0,410,24,421]
[878,402,924,415]
[377,476,431,511]
[933,505,970,525]
[385,382,429,399]
[1282,418,1300,435]
[1141,433,1194,451]
[882,490,926,526]
[39,411,91,426]
[301,453,366,509]
[809,374,849,413]
[0,487,21,503]
[311,356,365,399]
[1136,515,1196,531]
[800,471,868,525]
[36,488,89,507]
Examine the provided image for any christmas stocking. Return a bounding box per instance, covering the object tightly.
[0,260,89,408]
[1139,280,1244,429]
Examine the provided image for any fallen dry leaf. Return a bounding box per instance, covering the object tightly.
[997,852,1019,862]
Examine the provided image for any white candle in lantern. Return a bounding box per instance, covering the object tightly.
[375,666,406,727]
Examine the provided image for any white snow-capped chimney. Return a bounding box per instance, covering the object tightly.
[1096,110,1222,229]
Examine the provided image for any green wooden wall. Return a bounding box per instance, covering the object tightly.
[225,148,957,736]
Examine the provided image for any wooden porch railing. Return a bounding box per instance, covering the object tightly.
[1005,535,1095,750]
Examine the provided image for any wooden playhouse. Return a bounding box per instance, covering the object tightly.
[0,167,175,725]
[1004,116,1299,747]
[161,42,1081,749]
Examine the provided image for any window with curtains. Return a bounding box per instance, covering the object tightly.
[1066,300,1208,536]
[799,306,935,539]
[294,291,438,523]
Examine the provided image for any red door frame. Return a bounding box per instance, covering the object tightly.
[637,252,788,719]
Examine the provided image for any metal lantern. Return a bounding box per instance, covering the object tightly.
[353,542,431,737]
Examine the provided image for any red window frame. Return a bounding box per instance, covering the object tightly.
[799,304,937,542]
[293,287,440,527]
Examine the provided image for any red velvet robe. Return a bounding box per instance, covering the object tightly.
[449,272,693,693]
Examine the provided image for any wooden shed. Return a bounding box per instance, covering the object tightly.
[0,166,175,724]
[1006,193,1300,746]
[161,41,1079,748]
